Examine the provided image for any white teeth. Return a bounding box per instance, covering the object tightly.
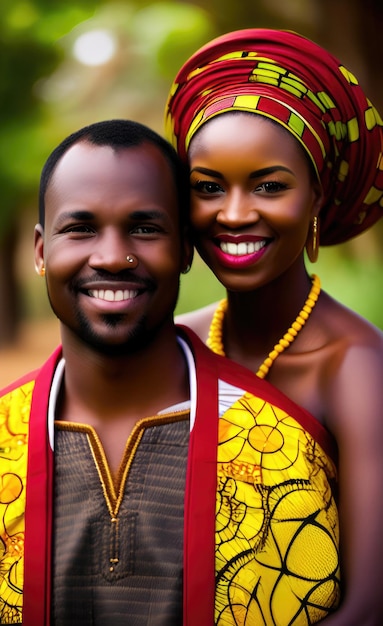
[104,290,114,301]
[114,290,124,302]
[220,240,266,255]
[237,242,248,255]
[89,289,138,301]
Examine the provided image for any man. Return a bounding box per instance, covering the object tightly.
[0,120,339,626]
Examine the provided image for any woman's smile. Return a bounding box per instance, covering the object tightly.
[212,233,270,268]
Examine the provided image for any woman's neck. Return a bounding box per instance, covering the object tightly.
[224,265,314,363]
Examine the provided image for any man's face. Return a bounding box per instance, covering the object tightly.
[35,140,190,355]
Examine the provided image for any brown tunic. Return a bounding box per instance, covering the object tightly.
[52,410,189,625]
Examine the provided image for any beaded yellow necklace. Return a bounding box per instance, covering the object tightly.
[207,274,321,379]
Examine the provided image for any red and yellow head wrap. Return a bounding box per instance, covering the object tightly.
[165,28,383,245]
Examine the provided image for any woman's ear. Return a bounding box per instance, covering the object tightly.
[310,178,325,219]
[305,179,324,264]
[34,223,45,276]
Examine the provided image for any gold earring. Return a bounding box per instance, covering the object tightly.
[35,265,45,276]
[306,216,319,263]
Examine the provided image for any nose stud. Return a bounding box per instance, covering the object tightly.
[126,254,138,268]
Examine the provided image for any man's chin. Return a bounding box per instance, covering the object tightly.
[86,336,151,358]
[75,315,155,357]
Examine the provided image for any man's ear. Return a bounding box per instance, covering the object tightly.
[34,224,45,276]
[181,227,194,274]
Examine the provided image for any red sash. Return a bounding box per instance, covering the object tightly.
[22,348,61,625]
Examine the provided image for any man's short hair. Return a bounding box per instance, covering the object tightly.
[39,119,189,228]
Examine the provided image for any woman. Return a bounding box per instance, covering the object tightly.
[165,29,383,624]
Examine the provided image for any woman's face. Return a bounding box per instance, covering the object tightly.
[188,113,323,291]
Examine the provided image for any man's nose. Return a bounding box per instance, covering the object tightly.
[88,231,133,273]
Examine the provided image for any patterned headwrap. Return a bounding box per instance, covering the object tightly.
[165,28,383,245]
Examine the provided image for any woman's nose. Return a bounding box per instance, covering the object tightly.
[216,190,260,228]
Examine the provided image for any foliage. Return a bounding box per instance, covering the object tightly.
[0,0,97,231]
[0,0,382,346]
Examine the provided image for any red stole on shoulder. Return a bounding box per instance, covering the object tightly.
[22,348,61,626]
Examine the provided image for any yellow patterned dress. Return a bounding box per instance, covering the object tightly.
[0,379,33,623]
[214,391,339,625]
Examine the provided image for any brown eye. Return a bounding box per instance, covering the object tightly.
[255,181,287,193]
[63,224,95,233]
[130,225,159,234]
[191,180,224,194]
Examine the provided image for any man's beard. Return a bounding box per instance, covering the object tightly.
[78,311,165,356]
[52,304,162,357]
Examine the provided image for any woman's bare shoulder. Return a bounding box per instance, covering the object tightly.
[318,291,383,429]
[175,302,220,343]
[319,290,383,347]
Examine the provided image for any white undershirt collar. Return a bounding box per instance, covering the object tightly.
[47,337,197,450]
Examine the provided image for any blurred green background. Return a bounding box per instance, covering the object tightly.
[0,0,382,365]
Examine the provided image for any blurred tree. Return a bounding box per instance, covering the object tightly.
[0,0,97,346]
[0,0,382,349]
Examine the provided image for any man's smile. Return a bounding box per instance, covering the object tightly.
[88,289,139,302]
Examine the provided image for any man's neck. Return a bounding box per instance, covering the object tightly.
[55,326,190,475]
[57,326,189,425]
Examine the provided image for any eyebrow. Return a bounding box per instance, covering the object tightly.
[129,209,166,221]
[190,165,294,178]
[54,210,94,227]
[54,209,168,228]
